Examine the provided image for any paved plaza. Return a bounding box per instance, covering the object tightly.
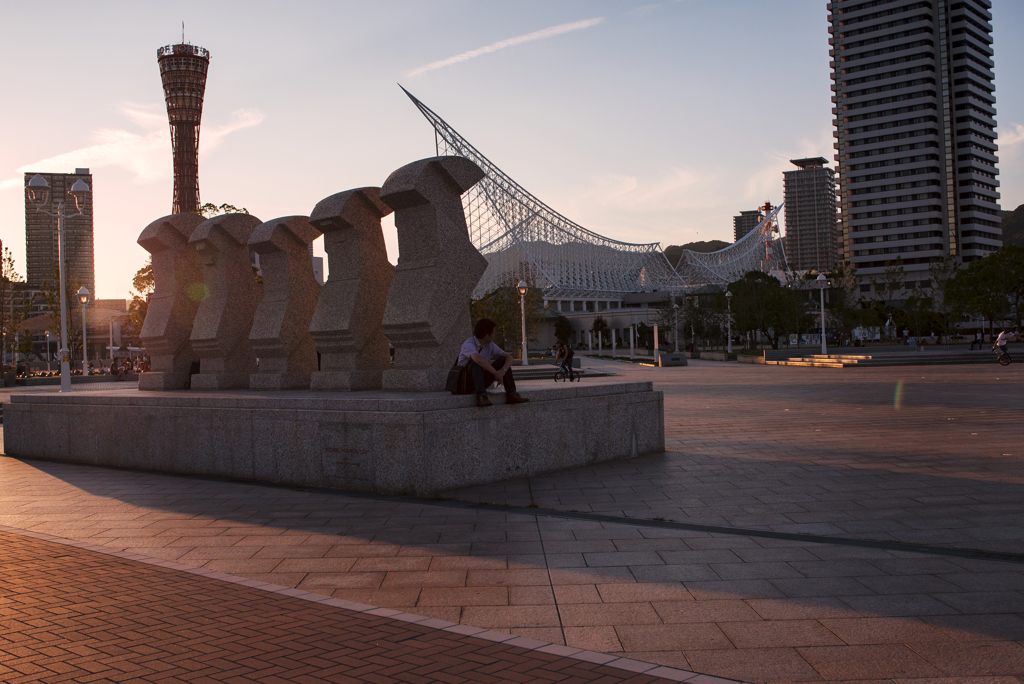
[1,359,1023,683]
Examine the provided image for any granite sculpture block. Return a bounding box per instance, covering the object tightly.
[5,382,665,496]
[378,157,488,391]
[136,213,206,391]
[248,216,322,390]
[307,188,395,391]
[188,213,263,389]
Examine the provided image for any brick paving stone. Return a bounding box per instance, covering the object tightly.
[452,362,1024,556]
[4,362,1024,682]
[0,530,679,684]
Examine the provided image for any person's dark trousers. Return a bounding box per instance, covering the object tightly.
[469,356,517,396]
[560,360,574,380]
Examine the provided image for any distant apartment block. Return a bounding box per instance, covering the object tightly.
[23,168,95,297]
[829,0,1001,292]
[783,158,839,273]
[733,209,764,242]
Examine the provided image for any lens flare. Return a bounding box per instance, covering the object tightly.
[893,380,904,410]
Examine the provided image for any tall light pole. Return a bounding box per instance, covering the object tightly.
[817,273,828,356]
[27,174,90,392]
[517,280,529,366]
[78,286,90,375]
[726,290,733,354]
[45,330,51,371]
[673,303,680,353]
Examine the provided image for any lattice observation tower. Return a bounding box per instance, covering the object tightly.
[158,42,210,215]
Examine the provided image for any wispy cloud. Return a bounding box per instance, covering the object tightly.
[627,0,687,15]
[405,17,604,78]
[0,105,264,191]
[998,123,1024,147]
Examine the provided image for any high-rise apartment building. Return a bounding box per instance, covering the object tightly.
[783,157,839,273]
[23,168,95,297]
[829,0,1000,292]
[733,209,764,242]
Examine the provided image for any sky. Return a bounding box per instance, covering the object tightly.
[1,0,1022,300]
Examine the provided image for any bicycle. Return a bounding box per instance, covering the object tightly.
[554,364,578,382]
[994,346,1012,366]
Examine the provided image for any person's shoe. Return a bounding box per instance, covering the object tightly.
[477,394,492,407]
[506,392,530,405]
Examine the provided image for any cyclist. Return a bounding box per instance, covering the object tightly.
[555,340,575,381]
[993,329,1016,361]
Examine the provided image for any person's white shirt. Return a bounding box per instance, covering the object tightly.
[457,336,505,367]
[996,331,1014,347]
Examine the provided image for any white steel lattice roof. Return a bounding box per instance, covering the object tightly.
[402,88,789,297]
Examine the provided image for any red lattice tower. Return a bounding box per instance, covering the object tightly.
[157,43,210,215]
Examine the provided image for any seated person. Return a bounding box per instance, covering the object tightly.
[554,340,575,380]
[457,318,530,408]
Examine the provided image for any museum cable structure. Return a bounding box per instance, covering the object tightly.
[402,87,790,300]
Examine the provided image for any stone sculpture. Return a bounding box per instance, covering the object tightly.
[248,216,322,390]
[378,157,487,391]
[308,188,395,391]
[136,213,206,391]
[188,213,263,389]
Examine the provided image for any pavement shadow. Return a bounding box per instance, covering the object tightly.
[6,455,1024,648]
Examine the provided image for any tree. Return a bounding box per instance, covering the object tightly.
[947,252,1010,338]
[554,315,573,344]
[728,271,806,349]
[928,254,963,342]
[902,288,941,337]
[126,258,155,346]
[681,294,721,348]
[871,257,905,317]
[0,242,32,364]
[194,203,249,218]
[470,282,546,356]
[987,245,1024,330]
[40,265,83,362]
[824,260,863,344]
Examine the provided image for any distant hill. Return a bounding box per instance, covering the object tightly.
[1002,204,1024,247]
[663,240,730,267]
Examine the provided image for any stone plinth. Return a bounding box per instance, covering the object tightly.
[379,157,488,391]
[248,216,322,390]
[136,214,206,391]
[4,382,664,496]
[308,188,394,391]
[188,213,263,390]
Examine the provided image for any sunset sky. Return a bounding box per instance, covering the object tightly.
[2,0,1022,299]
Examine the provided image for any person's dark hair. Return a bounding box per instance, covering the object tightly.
[474,318,497,339]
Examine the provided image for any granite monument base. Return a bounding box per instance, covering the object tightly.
[381,368,450,393]
[138,372,182,391]
[310,370,385,392]
[4,382,663,497]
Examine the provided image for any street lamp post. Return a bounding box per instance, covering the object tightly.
[78,287,90,375]
[517,280,528,366]
[726,290,733,354]
[45,330,51,371]
[27,174,90,392]
[673,303,680,353]
[817,273,828,356]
